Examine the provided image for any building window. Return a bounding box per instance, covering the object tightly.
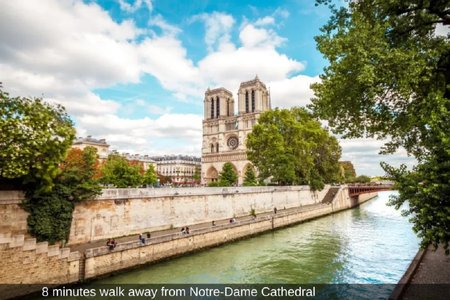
[216,96,220,117]
[211,144,214,153]
[216,143,219,153]
[210,98,214,119]
[251,90,255,112]
[245,91,249,113]
[227,98,230,116]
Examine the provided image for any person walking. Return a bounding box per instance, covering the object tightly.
[139,234,145,245]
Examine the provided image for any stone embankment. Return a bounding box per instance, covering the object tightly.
[0,185,376,299]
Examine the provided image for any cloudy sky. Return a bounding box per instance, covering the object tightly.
[0,0,416,176]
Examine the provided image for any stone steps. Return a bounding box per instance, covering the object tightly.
[321,187,340,204]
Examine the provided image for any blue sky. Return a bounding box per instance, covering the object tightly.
[93,0,332,118]
[0,0,416,176]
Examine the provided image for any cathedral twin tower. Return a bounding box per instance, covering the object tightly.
[201,76,271,185]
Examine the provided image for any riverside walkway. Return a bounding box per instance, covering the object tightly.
[391,245,450,300]
[68,204,318,254]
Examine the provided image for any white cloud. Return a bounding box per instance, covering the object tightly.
[239,24,285,48]
[117,0,152,13]
[254,16,275,27]
[0,0,143,118]
[339,138,416,176]
[191,12,235,52]
[149,14,181,37]
[273,7,290,19]
[76,113,202,155]
[137,36,202,99]
[269,75,320,108]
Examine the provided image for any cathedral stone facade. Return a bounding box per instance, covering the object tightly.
[201,76,271,185]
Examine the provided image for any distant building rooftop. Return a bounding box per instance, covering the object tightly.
[151,155,201,162]
[73,136,109,146]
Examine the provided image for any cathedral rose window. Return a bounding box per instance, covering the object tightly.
[227,136,239,150]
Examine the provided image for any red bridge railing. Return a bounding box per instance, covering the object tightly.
[348,184,394,197]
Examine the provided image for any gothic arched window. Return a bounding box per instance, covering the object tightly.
[227,98,230,116]
[251,90,255,112]
[216,143,219,153]
[211,144,214,153]
[216,96,220,117]
[245,91,249,113]
[210,98,214,119]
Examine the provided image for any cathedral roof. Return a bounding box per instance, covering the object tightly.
[205,87,233,96]
[239,75,266,89]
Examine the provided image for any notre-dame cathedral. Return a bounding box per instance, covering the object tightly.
[201,76,271,185]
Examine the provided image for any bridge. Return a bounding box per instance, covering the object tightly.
[348,184,394,197]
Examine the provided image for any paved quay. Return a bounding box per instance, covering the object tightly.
[68,205,311,254]
[392,245,450,300]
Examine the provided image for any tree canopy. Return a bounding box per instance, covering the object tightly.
[246,107,341,190]
[0,86,75,190]
[100,154,143,188]
[312,0,450,251]
[192,167,201,184]
[353,175,371,184]
[26,147,102,243]
[143,164,158,186]
[243,167,258,186]
[218,162,238,187]
[339,161,356,182]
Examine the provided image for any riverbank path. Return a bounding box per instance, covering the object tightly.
[401,245,450,299]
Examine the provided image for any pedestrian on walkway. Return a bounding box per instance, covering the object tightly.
[106,239,113,250]
[139,234,145,245]
[274,207,277,214]
[110,239,117,250]
[186,227,190,234]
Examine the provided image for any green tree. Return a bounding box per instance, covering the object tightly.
[143,165,158,186]
[218,162,238,187]
[25,147,102,243]
[339,161,356,182]
[100,154,143,188]
[243,167,258,186]
[353,175,371,183]
[312,0,450,251]
[192,167,201,183]
[246,107,341,190]
[0,86,75,190]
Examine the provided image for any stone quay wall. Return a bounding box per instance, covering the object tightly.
[69,186,330,245]
[0,191,28,236]
[0,186,329,245]
[0,234,80,299]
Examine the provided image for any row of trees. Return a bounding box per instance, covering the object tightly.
[99,154,158,188]
[208,163,258,187]
[208,107,345,189]
[339,161,371,183]
[246,107,341,190]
